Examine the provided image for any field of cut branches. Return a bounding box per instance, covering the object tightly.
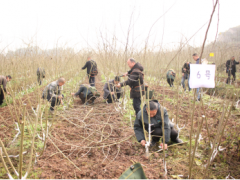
[0,40,240,179]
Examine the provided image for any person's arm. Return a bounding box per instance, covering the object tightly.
[2,78,7,92]
[163,108,171,144]
[74,86,84,96]
[235,60,240,65]
[120,71,137,87]
[226,61,229,69]
[82,62,88,70]
[134,112,145,143]
[103,82,111,95]
[182,63,186,73]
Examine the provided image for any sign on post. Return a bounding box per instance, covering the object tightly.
[189,64,216,88]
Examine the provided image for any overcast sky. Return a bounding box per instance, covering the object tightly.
[0,0,239,52]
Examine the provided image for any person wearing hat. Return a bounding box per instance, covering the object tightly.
[72,84,100,105]
[103,76,122,103]
[166,69,176,87]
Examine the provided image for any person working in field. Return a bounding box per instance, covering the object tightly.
[82,56,98,87]
[103,76,122,103]
[42,77,65,112]
[0,75,12,105]
[134,100,183,149]
[166,69,176,87]
[72,84,100,105]
[116,58,145,116]
[181,62,191,91]
[226,56,240,84]
[37,67,46,85]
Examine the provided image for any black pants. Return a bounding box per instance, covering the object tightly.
[167,78,174,87]
[37,76,42,85]
[45,94,64,110]
[79,93,96,104]
[226,71,236,84]
[151,127,178,143]
[88,75,95,87]
[0,88,5,105]
[107,93,121,103]
[133,98,141,116]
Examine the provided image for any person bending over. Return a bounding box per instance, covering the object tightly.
[72,84,100,105]
[166,69,176,87]
[134,100,183,149]
[42,78,65,111]
[103,76,122,103]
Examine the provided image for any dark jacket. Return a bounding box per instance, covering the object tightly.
[182,63,190,74]
[42,80,62,99]
[82,60,97,75]
[103,80,122,99]
[226,60,239,73]
[75,84,93,98]
[37,68,45,78]
[0,76,8,92]
[120,62,144,98]
[166,70,175,80]
[134,100,172,143]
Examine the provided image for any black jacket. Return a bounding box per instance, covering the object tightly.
[103,80,122,99]
[182,63,190,74]
[82,60,97,75]
[226,60,239,73]
[120,62,144,98]
[134,100,171,143]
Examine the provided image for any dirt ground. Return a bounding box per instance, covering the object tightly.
[0,77,240,179]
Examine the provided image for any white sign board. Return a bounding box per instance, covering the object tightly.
[189,64,215,88]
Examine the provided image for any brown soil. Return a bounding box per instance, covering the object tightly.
[0,78,239,179]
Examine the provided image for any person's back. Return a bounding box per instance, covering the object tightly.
[0,75,7,88]
[42,80,59,99]
[82,56,98,86]
[166,70,175,80]
[37,67,45,85]
[72,84,100,105]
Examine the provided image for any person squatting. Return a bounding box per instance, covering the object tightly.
[2,57,187,152]
[134,100,183,149]
[72,84,100,105]
[103,76,122,103]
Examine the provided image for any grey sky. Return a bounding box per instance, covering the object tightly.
[0,0,239,51]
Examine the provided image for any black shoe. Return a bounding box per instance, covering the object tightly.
[173,138,183,144]
[150,141,157,147]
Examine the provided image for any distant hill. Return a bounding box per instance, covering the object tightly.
[218,25,240,43]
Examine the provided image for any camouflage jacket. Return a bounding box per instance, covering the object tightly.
[42,80,62,98]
